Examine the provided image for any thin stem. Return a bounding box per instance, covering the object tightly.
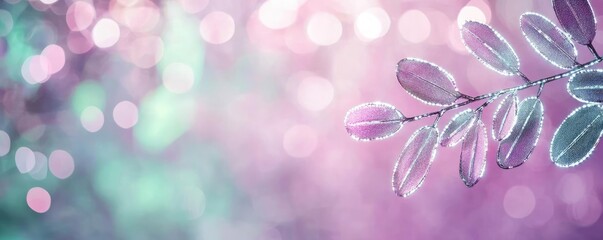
[588,43,600,59]
[459,93,474,100]
[397,57,603,124]
[517,71,531,83]
[476,96,497,112]
[432,111,444,127]
[536,82,545,98]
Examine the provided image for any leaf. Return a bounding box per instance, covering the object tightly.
[396,58,460,106]
[392,126,439,197]
[551,104,603,167]
[567,69,603,103]
[520,12,578,69]
[497,97,544,169]
[460,119,488,187]
[553,0,596,45]
[460,21,520,75]
[440,109,476,147]
[344,102,404,141]
[492,92,518,141]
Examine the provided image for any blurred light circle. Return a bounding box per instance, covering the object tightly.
[569,196,602,227]
[117,0,139,7]
[528,197,555,226]
[15,147,36,174]
[297,76,334,111]
[448,22,467,54]
[306,12,342,46]
[0,130,9,157]
[425,9,451,46]
[283,124,318,158]
[354,7,390,41]
[0,10,13,36]
[81,106,104,132]
[40,0,58,4]
[177,0,209,14]
[30,152,48,180]
[259,0,298,30]
[457,6,486,26]
[29,55,51,83]
[398,10,431,43]
[163,63,195,94]
[558,173,586,204]
[41,44,65,75]
[27,187,51,213]
[67,31,94,54]
[92,18,120,48]
[128,36,164,68]
[66,1,95,31]
[113,101,138,129]
[199,11,235,44]
[22,55,50,84]
[504,185,536,219]
[49,150,74,179]
[122,3,160,33]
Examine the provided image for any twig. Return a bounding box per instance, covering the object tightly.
[379,57,603,124]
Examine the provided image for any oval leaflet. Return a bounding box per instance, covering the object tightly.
[396,58,461,106]
[460,119,488,187]
[440,109,476,147]
[492,92,518,141]
[568,69,603,103]
[551,104,603,167]
[392,126,439,197]
[497,97,544,169]
[520,12,578,69]
[553,0,596,45]
[461,21,520,75]
[344,102,404,141]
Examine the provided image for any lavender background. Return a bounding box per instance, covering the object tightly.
[1,0,603,239]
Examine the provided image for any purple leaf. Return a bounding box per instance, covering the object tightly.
[492,92,518,141]
[497,97,544,169]
[440,109,476,147]
[551,104,603,167]
[567,69,603,103]
[553,0,596,45]
[392,126,439,197]
[520,12,578,69]
[460,119,488,187]
[461,21,520,75]
[396,58,460,106]
[344,102,403,141]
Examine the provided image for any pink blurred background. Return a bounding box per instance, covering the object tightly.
[1,0,603,239]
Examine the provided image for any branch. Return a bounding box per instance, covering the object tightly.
[389,57,603,124]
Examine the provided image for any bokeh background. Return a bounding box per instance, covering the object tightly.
[1,0,603,239]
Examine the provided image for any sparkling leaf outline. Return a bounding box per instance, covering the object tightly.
[520,12,578,69]
[344,102,404,141]
[550,104,603,167]
[440,109,476,147]
[552,0,597,45]
[396,58,461,106]
[392,126,439,197]
[497,97,544,169]
[460,21,521,76]
[460,119,488,187]
[492,92,518,141]
[567,69,603,103]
